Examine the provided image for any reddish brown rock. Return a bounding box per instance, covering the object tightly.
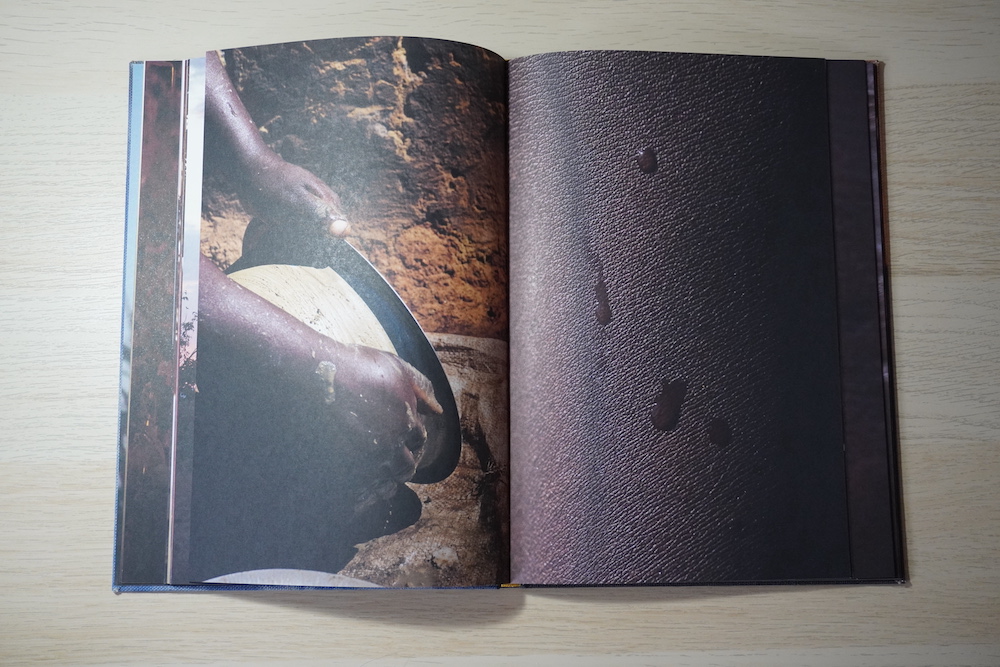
[202,36,508,340]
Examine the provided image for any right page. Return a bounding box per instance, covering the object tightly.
[508,51,902,585]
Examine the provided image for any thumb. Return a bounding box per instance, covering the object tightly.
[404,362,443,414]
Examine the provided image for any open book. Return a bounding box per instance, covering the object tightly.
[114,36,903,590]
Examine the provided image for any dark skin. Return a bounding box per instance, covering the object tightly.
[200,50,441,487]
[198,255,442,488]
[204,50,351,238]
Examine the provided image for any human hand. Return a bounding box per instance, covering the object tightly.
[204,49,351,239]
[315,343,442,508]
[241,150,351,238]
[317,344,443,492]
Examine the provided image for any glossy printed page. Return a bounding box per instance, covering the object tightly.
[158,37,509,588]
[508,51,856,585]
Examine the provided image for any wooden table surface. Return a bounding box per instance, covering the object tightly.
[1,1,997,664]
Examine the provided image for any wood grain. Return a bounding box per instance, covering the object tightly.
[229,264,397,353]
[1,1,997,664]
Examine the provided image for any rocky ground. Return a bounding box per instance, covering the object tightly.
[202,36,509,340]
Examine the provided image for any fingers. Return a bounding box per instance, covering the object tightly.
[295,167,351,236]
[334,347,442,423]
[328,217,351,237]
[402,360,443,415]
[247,155,351,237]
[307,184,350,237]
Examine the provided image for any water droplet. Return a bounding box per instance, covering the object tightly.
[636,147,657,173]
[708,418,731,447]
[651,379,686,432]
[595,275,612,325]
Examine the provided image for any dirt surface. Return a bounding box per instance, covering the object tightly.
[202,36,508,340]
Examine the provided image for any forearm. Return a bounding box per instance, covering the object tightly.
[203,50,350,235]
[196,254,440,484]
[204,50,274,169]
[197,255,438,417]
[197,254,341,391]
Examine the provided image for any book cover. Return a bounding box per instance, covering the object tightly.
[114,36,902,590]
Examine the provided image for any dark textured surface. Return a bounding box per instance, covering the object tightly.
[509,51,853,584]
[828,60,903,580]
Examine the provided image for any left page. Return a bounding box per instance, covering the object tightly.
[115,37,510,590]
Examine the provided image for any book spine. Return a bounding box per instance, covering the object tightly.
[114,60,188,587]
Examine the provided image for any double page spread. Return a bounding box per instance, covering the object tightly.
[115,36,904,590]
